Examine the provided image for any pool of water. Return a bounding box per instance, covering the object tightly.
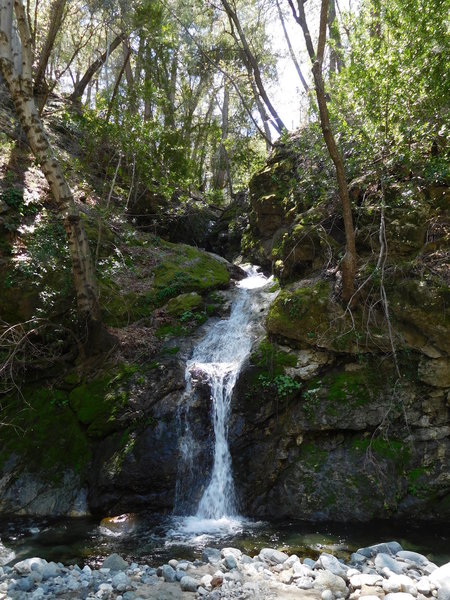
[0,513,448,568]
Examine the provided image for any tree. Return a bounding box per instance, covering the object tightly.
[289,0,357,303]
[0,0,115,353]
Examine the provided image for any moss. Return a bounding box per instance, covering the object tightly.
[165,292,203,317]
[153,243,229,296]
[298,443,328,472]
[266,281,330,344]
[251,339,297,376]
[0,388,91,477]
[352,436,411,473]
[68,364,137,438]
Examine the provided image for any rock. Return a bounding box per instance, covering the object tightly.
[430,563,450,587]
[14,558,49,575]
[168,559,178,569]
[397,552,430,568]
[314,571,348,594]
[221,547,242,559]
[357,542,403,558]
[350,573,383,588]
[280,569,294,584]
[417,577,432,595]
[161,564,177,582]
[211,571,224,587]
[202,548,221,564]
[316,553,348,579]
[322,590,334,600]
[351,553,368,566]
[259,547,289,565]
[112,571,130,592]
[102,553,129,571]
[384,594,416,600]
[296,577,314,590]
[180,575,199,592]
[437,583,450,600]
[224,555,238,570]
[200,574,213,588]
[383,574,418,595]
[375,553,406,575]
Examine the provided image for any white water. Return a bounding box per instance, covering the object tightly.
[174,265,275,535]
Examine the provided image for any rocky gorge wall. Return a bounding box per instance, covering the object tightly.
[229,132,449,522]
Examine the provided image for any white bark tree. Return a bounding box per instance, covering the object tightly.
[0,0,116,353]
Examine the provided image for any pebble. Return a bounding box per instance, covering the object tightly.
[0,539,447,600]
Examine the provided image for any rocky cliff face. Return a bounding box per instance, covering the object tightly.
[230,131,449,521]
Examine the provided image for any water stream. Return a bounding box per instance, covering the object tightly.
[174,265,275,533]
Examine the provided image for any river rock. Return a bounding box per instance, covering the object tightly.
[430,562,450,586]
[383,574,418,595]
[162,564,177,582]
[102,553,129,571]
[259,547,289,565]
[376,553,406,574]
[224,554,238,570]
[112,571,130,591]
[384,593,417,600]
[397,551,430,568]
[221,547,242,559]
[358,542,403,558]
[203,548,221,564]
[180,575,199,591]
[314,571,348,594]
[316,553,348,579]
[350,573,383,588]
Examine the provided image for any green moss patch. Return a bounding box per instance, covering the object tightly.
[266,281,330,345]
[68,364,138,438]
[0,388,91,477]
[165,292,203,317]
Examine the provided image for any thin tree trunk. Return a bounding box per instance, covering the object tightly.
[105,45,130,124]
[0,0,116,352]
[328,0,344,74]
[69,33,124,103]
[33,0,66,102]
[213,83,230,190]
[296,0,356,303]
[221,0,286,134]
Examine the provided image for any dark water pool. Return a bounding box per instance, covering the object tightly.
[0,513,448,568]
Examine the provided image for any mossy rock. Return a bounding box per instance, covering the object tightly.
[165,292,203,317]
[152,243,229,300]
[68,365,138,438]
[0,388,91,478]
[80,213,117,259]
[266,281,331,347]
[266,280,393,353]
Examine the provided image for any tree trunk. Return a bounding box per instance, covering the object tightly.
[221,0,286,134]
[69,33,124,103]
[1,0,116,353]
[296,0,356,303]
[33,0,66,103]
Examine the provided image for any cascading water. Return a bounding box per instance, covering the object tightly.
[174,265,274,533]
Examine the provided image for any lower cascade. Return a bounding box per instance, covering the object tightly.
[175,265,274,528]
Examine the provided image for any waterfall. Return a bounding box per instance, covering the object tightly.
[175,265,273,525]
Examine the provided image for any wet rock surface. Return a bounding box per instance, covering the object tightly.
[0,542,448,600]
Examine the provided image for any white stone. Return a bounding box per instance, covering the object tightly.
[322,589,334,600]
[350,573,383,588]
[314,571,348,594]
[259,548,289,565]
[221,548,242,559]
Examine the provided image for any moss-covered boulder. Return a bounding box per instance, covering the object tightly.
[165,292,203,317]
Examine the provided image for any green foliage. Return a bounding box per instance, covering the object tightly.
[258,373,300,398]
[332,0,449,176]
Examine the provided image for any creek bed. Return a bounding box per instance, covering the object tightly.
[0,513,448,569]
